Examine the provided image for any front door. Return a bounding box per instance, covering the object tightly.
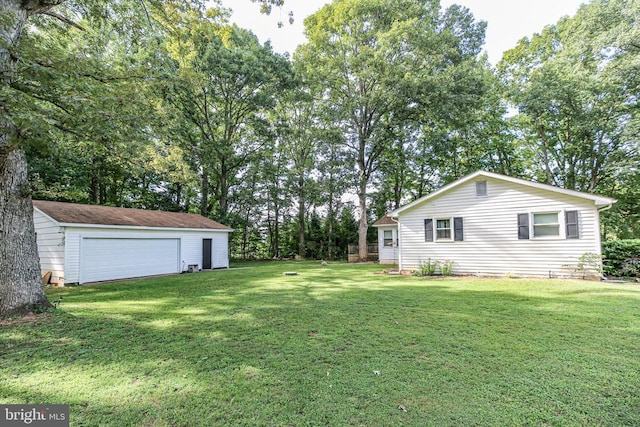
[202,239,212,269]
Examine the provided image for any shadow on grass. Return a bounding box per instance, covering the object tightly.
[1,262,639,426]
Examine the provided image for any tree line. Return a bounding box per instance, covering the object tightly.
[1,0,638,316]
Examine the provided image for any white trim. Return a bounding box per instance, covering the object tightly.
[57,222,233,233]
[531,211,562,239]
[33,207,62,226]
[435,218,454,242]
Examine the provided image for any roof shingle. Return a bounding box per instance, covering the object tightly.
[33,200,230,230]
[372,215,397,226]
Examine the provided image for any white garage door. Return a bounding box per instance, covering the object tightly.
[80,238,180,283]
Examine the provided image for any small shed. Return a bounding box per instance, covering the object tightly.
[372,215,399,265]
[33,200,232,285]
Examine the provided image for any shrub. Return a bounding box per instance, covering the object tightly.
[576,252,603,278]
[602,239,640,277]
[440,260,455,276]
[417,258,439,276]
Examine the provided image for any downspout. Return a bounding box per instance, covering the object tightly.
[391,216,400,271]
[597,203,612,213]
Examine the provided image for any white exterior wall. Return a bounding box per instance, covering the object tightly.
[398,177,602,277]
[63,226,230,284]
[34,210,65,284]
[376,226,399,264]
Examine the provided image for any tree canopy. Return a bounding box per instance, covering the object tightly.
[1,0,638,317]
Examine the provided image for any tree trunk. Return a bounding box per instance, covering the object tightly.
[200,172,209,217]
[0,1,51,318]
[357,174,368,262]
[218,168,228,220]
[297,176,305,258]
[0,149,51,317]
[327,191,335,260]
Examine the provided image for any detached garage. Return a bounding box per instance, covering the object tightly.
[33,200,232,285]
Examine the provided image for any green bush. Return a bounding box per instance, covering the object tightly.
[416,258,439,276]
[440,260,455,276]
[602,239,640,277]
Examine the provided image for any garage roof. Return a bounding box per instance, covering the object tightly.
[34,200,231,230]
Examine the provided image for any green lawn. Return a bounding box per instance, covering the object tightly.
[1,262,639,426]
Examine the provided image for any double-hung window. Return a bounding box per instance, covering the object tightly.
[383,230,394,247]
[518,211,579,239]
[533,212,560,237]
[436,219,452,240]
[426,217,463,242]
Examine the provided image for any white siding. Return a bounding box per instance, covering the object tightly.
[64,227,230,284]
[377,226,399,264]
[398,177,602,277]
[180,233,230,270]
[212,234,229,268]
[34,210,65,284]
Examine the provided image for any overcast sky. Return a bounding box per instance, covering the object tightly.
[216,0,586,64]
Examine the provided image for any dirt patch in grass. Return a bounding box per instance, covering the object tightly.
[0,311,52,327]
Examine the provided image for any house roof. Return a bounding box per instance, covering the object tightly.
[33,200,231,230]
[372,215,397,227]
[387,170,616,217]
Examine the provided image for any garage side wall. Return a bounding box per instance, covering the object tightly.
[180,232,230,270]
[33,210,65,284]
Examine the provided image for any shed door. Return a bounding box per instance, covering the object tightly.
[80,238,180,284]
[202,239,212,269]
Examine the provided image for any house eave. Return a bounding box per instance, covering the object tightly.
[58,223,234,233]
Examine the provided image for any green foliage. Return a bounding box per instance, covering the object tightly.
[576,252,604,278]
[415,258,439,276]
[297,0,490,256]
[159,20,293,219]
[440,260,455,276]
[2,262,639,425]
[499,0,640,237]
[602,240,640,277]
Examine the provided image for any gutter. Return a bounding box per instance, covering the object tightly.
[597,203,613,213]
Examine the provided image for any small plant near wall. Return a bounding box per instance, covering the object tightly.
[577,252,603,279]
[416,258,439,276]
[440,260,455,276]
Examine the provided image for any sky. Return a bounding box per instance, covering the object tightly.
[217,0,587,64]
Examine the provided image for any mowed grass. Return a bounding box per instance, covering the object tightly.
[1,262,639,426]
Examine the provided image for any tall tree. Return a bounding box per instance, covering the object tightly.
[297,0,486,260]
[0,0,205,318]
[1,1,72,317]
[161,22,292,220]
[499,0,639,237]
[499,0,639,192]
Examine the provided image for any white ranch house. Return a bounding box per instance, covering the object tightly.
[373,171,615,277]
[34,201,231,285]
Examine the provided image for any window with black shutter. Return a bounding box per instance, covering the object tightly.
[424,218,433,242]
[565,210,579,239]
[454,217,464,241]
[517,213,529,239]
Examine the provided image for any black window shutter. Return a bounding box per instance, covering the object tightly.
[517,213,529,239]
[454,217,464,241]
[565,210,579,239]
[424,218,433,242]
